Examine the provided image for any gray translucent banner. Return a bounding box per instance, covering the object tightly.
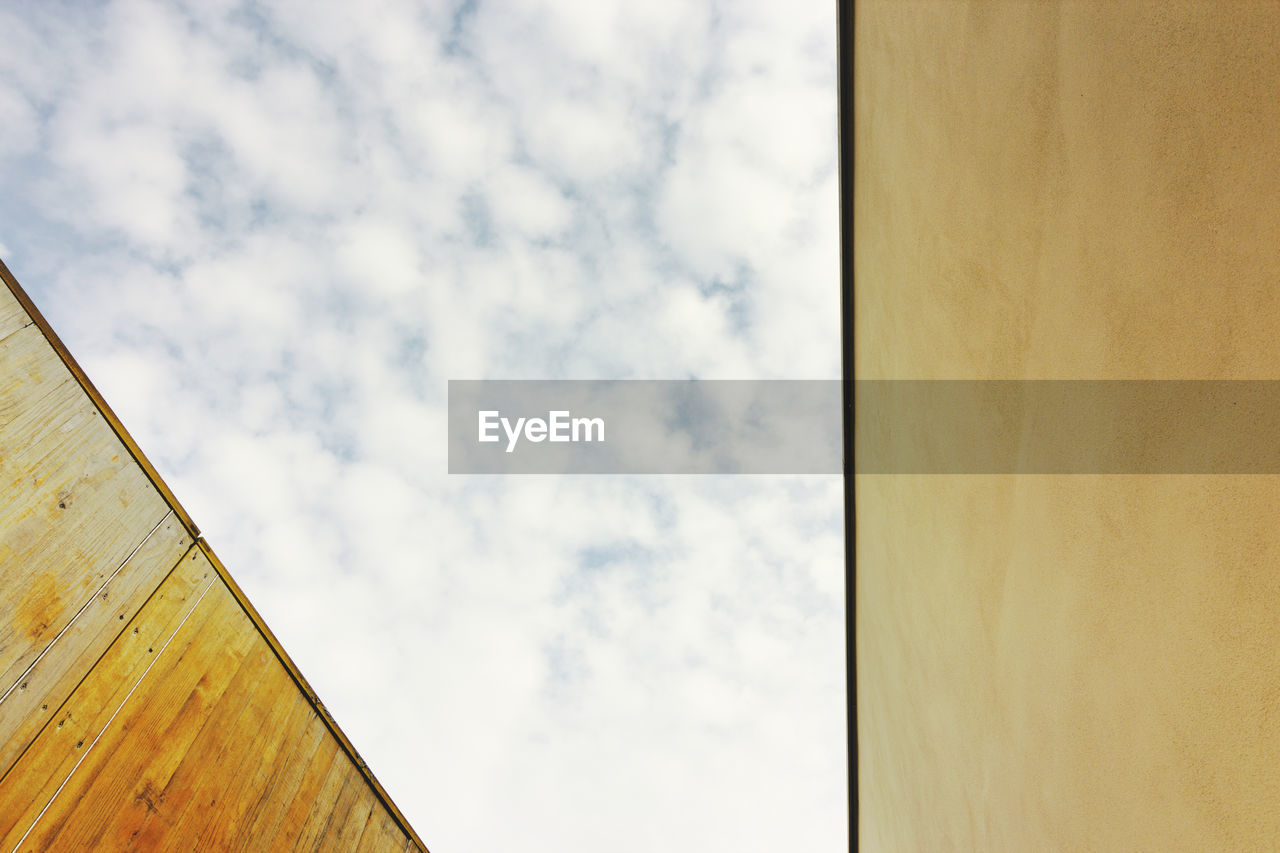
[856,381,1280,474]
[448,380,842,474]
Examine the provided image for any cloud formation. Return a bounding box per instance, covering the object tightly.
[0,0,843,850]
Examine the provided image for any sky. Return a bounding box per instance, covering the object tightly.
[0,1,844,850]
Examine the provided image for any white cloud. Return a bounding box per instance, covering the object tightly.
[0,84,38,159]
[337,219,425,298]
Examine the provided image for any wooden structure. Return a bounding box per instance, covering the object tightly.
[0,260,427,851]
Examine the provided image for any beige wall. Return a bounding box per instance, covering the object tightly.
[856,3,1280,850]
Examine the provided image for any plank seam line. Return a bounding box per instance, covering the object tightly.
[0,510,174,709]
[0,319,34,347]
[0,545,197,791]
[9,574,217,853]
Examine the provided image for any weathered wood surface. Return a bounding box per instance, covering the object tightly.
[0,285,27,343]
[1,274,424,849]
[0,539,419,851]
[0,324,170,688]
[0,511,191,777]
[0,545,216,848]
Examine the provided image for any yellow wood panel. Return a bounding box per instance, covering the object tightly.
[357,807,416,853]
[0,512,190,777]
[238,710,331,846]
[0,283,28,343]
[226,690,320,844]
[0,548,215,848]
[93,610,271,850]
[0,324,170,684]
[277,735,343,845]
[291,751,353,851]
[38,581,255,850]
[58,583,272,850]
[0,324,72,428]
[295,769,382,852]
[194,690,314,850]
[328,777,380,851]
[2,554,415,850]
[0,270,424,850]
[151,656,302,848]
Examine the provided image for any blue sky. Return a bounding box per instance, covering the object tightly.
[0,0,844,849]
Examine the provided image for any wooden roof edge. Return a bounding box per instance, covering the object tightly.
[1,257,431,853]
[199,539,432,853]
[0,258,202,540]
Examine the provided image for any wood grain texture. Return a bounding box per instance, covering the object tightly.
[0,512,191,779]
[276,727,343,845]
[0,284,27,343]
[357,807,418,853]
[31,574,238,851]
[0,558,414,850]
[292,751,355,851]
[0,324,170,685]
[0,546,214,848]
[1,262,424,850]
[238,710,331,846]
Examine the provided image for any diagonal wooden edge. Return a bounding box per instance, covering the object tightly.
[0,258,201,539]
[199,539,430,853]
[1,257,430,853]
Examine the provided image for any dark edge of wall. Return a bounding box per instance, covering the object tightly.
[836,0,856,848]
[0,258,431,853]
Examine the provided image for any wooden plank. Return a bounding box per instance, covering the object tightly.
[290,751,351,851]
[51,582,271,850]
[88,593,267,851]
[356,806,415,852]
[222,689,318,846]
[274,734,341,846]
[0,512,191,777]
[0,324,75,430]
[300,768,369,852]
[0,282,31,345]
[11,576,235,851]
[0,267,428,851]
[328,777,379,851]
[236,709,330,848]
[0,260,200,540]
[199,540,430,853]
[152,659,306,849]
[0,549,214,847]
[198,688,313,850]
[0,325,170,683]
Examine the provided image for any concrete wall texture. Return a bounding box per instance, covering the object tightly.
[855,3,1280,850]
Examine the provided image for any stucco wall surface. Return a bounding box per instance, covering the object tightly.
[855,2,1280,850]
